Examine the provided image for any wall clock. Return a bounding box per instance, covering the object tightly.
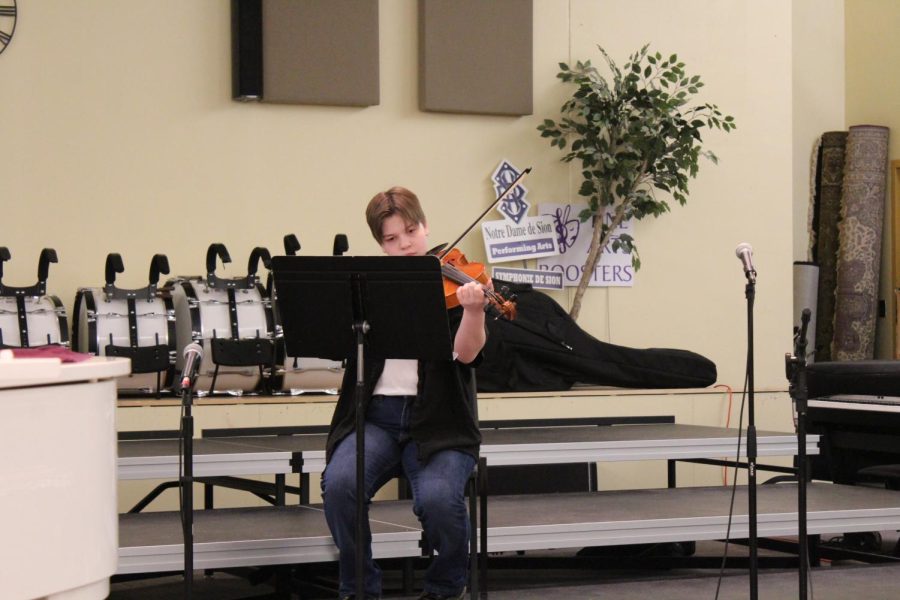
[0,1,16,56]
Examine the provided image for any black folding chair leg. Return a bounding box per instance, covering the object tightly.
[479,457,488,598]
[468,469,478,599]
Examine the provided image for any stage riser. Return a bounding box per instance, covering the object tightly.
[117,424,818,481]
[118,538,419,575]
[481,512,900,552]
[117,483,900,575]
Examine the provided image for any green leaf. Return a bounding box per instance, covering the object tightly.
[579,180,596,196]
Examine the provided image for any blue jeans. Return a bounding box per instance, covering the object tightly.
[322,395,476,598]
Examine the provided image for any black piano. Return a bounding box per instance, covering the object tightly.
[806,360,900,487]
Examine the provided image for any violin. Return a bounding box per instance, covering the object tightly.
[432,167,532,320]
[439,247,517,319]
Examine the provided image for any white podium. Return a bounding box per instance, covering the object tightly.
[0,354,130,600]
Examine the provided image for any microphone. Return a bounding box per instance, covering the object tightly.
[735,242,757,283]
[180,342,204,390]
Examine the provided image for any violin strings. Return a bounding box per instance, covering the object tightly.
[442,262,474,284]
[442,263,505,304]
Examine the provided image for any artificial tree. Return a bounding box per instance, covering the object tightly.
[538,44,735,320]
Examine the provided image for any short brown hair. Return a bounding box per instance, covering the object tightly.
[365,186,426,244]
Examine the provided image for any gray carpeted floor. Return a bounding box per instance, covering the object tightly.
[110,537,900,600]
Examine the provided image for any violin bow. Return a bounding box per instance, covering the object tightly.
[436,167,532,260]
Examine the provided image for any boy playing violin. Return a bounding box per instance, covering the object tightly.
[322,186,490,600]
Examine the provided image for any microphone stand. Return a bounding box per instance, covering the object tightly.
[180,376,196,599]
[786,309,812,600]
[744,276,759,600]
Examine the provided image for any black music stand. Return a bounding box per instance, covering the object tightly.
[272,255,454,600]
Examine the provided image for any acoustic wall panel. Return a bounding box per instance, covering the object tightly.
[419,0,533,116]
[261,0,379,106]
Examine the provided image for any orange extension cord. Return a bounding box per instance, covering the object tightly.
[714,384,735,485]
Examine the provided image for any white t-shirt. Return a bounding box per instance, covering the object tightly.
[372,359,419,396]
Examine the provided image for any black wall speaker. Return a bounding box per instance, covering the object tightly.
[231,0,263,101]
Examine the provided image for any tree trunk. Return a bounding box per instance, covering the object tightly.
[569,204,630,321]
[569,213,605,321]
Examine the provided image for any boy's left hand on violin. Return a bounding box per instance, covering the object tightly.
[455,279,492,312]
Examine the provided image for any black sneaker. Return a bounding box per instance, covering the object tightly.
[417,588,466,600]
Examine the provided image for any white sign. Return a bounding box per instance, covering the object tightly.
[536,202,635,287]
[481,215,559,263]
[491,267,564,290]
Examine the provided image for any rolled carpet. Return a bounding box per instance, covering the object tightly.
[832,125,889,360]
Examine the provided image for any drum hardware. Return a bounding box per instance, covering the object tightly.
[0,247,69,348]
[284,234,301,256]
[0,306,64,315]
[204,243,271,291]
[73,253,175,397]
[333,233,349,256]
[84,309,172,320]
[101,252,169,302]
[186,294,271,306]
[209,333,275,395]
[0,246,56,297]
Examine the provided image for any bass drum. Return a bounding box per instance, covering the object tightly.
[72,288,175,395]
[0,295,69,348]
[272,348,343,395]
[169,277,275,395]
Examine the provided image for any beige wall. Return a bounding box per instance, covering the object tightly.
[0,0,850,512]
[793,0,846,263]
[2,2,845,413]
[845,0,900,358]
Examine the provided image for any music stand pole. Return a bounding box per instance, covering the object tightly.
[745,279,759,600]
[181,384,195,599]
[353,319,370,599]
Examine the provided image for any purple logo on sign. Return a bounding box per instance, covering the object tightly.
[547,204,580,254]
[493,161,529,224]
